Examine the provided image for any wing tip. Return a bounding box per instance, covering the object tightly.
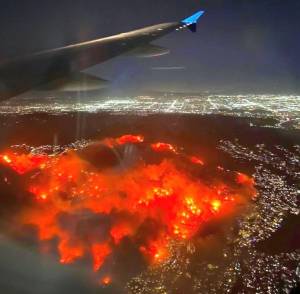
[181,10,205,33]
[181,10,205,25]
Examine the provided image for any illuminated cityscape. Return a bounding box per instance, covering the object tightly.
[1,94,299,129]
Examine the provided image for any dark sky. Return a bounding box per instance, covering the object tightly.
[0,0,299,94]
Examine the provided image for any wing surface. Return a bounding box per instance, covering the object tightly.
[0,10,204,101]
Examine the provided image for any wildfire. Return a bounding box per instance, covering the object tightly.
[0,134,256,279]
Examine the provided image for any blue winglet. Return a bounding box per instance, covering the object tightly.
[182,10,205,24]
[181,10,205,32]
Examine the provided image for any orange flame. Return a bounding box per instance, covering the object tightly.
[151,142,177,153]
[92,244,112,272]
[0,152,49,174]
[190,156,204,166]
[117,134,144,145]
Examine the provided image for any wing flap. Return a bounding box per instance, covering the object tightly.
[37,72,109,92]
[126,44,170,58]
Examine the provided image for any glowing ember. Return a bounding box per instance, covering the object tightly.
[236,172,255,186]
[0,152,49,174]
[190,156,204,165]
[140,239,170,264]
[2,154,12,163]
[151,142,177,153]
[101,276,112,286]
[0,134,256,274]
[211,199,222,212]
[117,134,144,145]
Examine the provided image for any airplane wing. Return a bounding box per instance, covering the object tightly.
[0,10,204,101]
